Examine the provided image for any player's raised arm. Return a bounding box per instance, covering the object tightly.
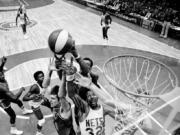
[74,73,132,110]
[66,76,89,116]
[74,73,111,100]
[70,46,89,76]
[58,71,66,98]
[42,57,55,88]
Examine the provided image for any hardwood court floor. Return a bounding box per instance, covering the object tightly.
[0,0,180,134]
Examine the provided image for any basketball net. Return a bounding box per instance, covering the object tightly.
[103,55,178,135]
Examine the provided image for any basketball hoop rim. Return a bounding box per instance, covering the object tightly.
[103,55,178,99]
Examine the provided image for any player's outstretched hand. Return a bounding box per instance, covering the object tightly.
[48,57,57,71]
[74,73,92,88]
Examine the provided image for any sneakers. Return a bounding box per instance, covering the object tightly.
[163,35,167,38]
[159,34,163,38]
[10,127,23,135]
[36,131,44,135]
[24,34,29,39]
[160,34,168,39]
[22,108,33,115]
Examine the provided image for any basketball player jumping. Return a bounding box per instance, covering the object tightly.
[16,4,30,39]
[0,56,32,135]
[41,58,78,135]
[48,82,76,135]
[70,46,100,101]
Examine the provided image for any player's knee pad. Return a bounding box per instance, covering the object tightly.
[38,118,45,126]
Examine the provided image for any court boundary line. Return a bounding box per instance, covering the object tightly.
[0,107,30,119]
[19,0,29,6]
[33,13,180,60]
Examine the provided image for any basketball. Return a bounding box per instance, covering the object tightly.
[48,29,74,55]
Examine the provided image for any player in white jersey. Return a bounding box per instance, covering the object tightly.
[23,71,51,135]
[42,57,78,135]
[67,73,119,135]
[16,4,30,39]
[78,91,105,135]
[73,73,153,135]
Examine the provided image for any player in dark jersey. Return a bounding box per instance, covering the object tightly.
[49,85,76,135]
[23,71,51,135]
[42,58,77,135]
[16,4,29,39]
[100,10,112,41]
[70,45,100,101]
[0,56,32,135]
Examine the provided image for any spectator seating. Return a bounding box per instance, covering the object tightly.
[75,0,180,39]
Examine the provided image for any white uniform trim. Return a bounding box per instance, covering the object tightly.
[19,13,25,25]
[79,105,105,135]
[38,118,45,126]
[28,83,44,108]
[55,30,68,53]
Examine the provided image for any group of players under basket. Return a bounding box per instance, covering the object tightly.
[0,30,156,135]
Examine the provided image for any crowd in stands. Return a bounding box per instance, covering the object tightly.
[103,0,180,26]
